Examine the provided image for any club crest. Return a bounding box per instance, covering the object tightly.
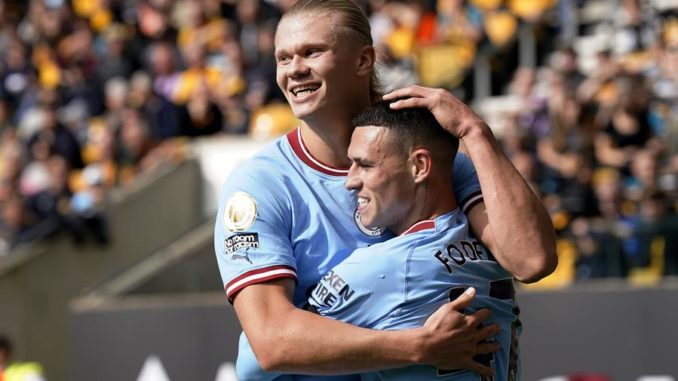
[354,208,384,237]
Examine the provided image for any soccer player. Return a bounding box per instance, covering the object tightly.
[308,100,520,380]
[214,0,556,380]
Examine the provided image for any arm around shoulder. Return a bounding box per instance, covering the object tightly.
[382,86,557,282]
[462,125,558,283]
[232,278,418,373]
[232,279,498,376]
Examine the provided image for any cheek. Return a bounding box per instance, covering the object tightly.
[275,72,285,91]
[320,57,349,81]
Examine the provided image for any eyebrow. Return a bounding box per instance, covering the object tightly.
[350,156,375,166]
[275,41,331,55]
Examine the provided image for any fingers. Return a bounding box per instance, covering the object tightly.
[466,361,495,378]
[465,341,500,377]
[466,306,491,326]
[387,96,429,110]
[476,340,501,356]
[382,85,429,100]
[382,85,440,110]
[476,323,501,343]
[448,287,476,311]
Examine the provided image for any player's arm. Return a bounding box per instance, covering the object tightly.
[216,172,498,376]
[233,279,499,376]
[385,86,557,283]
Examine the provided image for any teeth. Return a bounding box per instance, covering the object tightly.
[358,197,368,206]
[292,85,319,96]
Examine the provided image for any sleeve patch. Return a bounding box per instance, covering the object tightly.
[223,191,258,231]
[224,233,260,255]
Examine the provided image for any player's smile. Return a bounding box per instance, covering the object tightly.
[289,82,321,101]
[346,126,415,232]
[356,196,369,214]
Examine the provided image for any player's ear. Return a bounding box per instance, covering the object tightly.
[356,45,375,76]
[411,148,432,184]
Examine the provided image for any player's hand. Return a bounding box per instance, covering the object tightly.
[416,287,501,377]
[383,85,487,139]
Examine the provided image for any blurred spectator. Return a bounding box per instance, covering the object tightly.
[625,149,660,202]
[577,50,621,106]
[26,97,83,170]
[233,0,280,69]
[116,108,156,185]
[509,66,549,140]
[0,194,33,253]
[612,0,656,55]
[144,41,185,139]
[630,191,678,276]
[593,77,659,174]
[1,39,32,112]
[436,0,483,44]
[69,163,110,246]
[550,46,585,94]
[96,24,136,87]
[101,77,128,132]
[571,217,627,280]
[0,335,45,381]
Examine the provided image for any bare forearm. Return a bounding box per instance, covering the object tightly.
[235,280,497,377]
[235,282,422,374]
[250,307,420,374]
[462,125,557,282]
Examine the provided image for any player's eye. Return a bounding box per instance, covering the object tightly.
[306,49,322,58]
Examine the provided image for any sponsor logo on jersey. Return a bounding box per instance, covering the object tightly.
[353,208,384,237]
[223,192,258,231]
[310,270,355,308]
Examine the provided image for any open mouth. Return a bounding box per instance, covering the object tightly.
[290,83,321,99]
[357,196,369,211]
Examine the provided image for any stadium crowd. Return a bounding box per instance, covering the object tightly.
[0,0,677,284]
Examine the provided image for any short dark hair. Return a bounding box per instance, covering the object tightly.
[351,100,459,163]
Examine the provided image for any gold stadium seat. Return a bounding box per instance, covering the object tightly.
[415,42,476,88]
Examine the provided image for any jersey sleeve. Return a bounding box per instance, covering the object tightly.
[214,164,297,303]
[451,152,483,214]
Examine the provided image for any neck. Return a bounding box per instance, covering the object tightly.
[299,99,371,169]
[392,175,457,235]
[299,120,353,169]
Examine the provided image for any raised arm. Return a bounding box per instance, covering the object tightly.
[385,86,557,283]
[233,279,499,376]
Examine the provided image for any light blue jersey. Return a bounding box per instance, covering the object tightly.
[308,210,521,381]
[214,129,483,381]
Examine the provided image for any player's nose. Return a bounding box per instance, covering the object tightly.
[289,55,310,78]
[345,164,361,191]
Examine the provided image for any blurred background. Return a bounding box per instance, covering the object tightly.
[0,0,677,380]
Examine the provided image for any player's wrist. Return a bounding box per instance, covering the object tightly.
[459,121,492,142]
[403,327,431,364]
[376,328,427,366]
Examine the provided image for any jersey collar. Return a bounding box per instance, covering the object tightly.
[287,128,350,176]
[400,220,436,236]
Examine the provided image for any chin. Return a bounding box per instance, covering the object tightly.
[362,219,379,230]
[289,103,318,120]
